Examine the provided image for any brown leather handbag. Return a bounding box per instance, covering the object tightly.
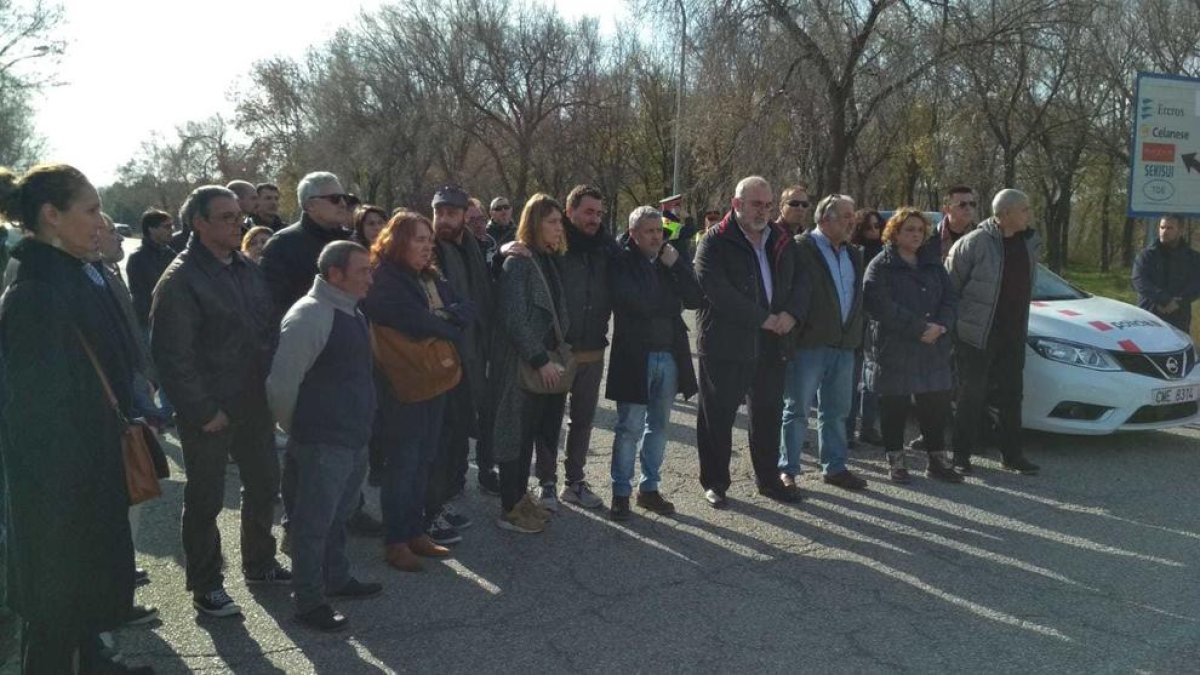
[371,324,463,403]
[75,329,163,506]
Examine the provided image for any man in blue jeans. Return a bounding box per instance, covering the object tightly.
[781,194,869,491]
[267,241,383,631]
[605,207,704,520]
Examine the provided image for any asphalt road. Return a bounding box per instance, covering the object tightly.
[36,236,1200,673]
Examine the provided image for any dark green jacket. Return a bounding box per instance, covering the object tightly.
[793,231,865,351]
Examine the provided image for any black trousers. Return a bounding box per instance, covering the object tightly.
[21,622,104,675]
[178,394,279,593]
[953,336,1026,462]
[695,349,787,493]
[499,391,566,512]
[878,390,953,454]
[426,381,472,521]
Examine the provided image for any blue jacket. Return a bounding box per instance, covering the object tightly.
[864,244,957,396]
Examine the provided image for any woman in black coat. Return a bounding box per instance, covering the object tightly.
[361,210,475,573]
[863,208,961,484]
[848,208,884,445]
[0,164,144,673]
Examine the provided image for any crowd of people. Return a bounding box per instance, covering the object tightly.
[1,160,1193,673]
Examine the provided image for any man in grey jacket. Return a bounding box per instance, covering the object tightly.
[267,241,382,632]
[945,189,1042,476]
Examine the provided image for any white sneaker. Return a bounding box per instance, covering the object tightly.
[537,484,559,512]
[560,481,603,509]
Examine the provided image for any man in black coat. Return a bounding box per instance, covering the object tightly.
[126,209,178,332]
[152,185,289,618]
[605,206,703,520]
[1133,214,1200,332]
[694,176,806,508]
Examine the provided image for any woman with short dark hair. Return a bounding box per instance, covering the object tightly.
[863,207,961,484]
[362,210,475,572]
[0,164,150,673]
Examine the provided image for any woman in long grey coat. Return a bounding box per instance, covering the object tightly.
[864,208,961,484]
[489,193,569,534]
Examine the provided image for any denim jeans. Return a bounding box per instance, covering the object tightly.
[289,442,367,614]
[780,347,856,475]
[611,352,677,498]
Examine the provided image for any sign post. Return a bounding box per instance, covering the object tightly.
[1128,71,1200,218]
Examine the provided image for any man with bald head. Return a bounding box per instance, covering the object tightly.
[693,176,806,508]
[946,189,1042,476]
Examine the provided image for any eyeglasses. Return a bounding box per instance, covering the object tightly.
[786,199,810,209]
[955,200,978,208]
[492,205,511,212]
[310,193,353,206]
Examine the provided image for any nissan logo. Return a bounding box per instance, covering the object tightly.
[1165,357,1180,374]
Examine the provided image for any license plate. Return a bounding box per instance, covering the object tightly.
[1152,384,1198,405]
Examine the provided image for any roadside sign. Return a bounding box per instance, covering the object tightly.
[1128,71,1200,217]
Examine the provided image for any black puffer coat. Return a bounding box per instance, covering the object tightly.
[863,244,957,396]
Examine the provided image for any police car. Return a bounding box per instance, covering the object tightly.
[1023,266,1198,434]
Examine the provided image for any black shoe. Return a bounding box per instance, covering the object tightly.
[1001,457,1040,475]
[704,489,728,509]
[822,469,868,491]
[245,563,293,585]
[926,456,964,483]
[329,578,383,600]
[347,508,384,537]
[858,428,884,446]
[441,503,473,530]
[296,604,349,632]
[635,490,677,515]
[193,588,242,617]
[609,496,631,521]
[426,514,463,545]
[757,483,803,503]
[952,456,974,475]
[125,604,159,626]
[134,567,150,587]
[478,469,501,496]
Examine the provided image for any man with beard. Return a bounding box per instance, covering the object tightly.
[425,184,495,544]
[694,176,805,508]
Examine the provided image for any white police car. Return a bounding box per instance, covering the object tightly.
[1023,266,1198,434]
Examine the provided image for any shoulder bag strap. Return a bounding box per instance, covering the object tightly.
[527,258,565,345]
[72,326,127,425]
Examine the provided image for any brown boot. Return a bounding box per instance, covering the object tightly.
[384,543,423,572]
[408,534,451,558]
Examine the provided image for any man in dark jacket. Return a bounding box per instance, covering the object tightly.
[259,171,352,323]
[782,194,869,491]
[1133,214,1200,332]
[606,206,703,520]
[532,185,615,511]
[946,189,1042,476]
[267,241,383,632]
[427,184,496,544]
[151,185,290,618]
[252,182,288,232]
[260,171,382,538]
[694,176,806,508]
[485,196,515,274]
[928,185,978,262]
[127,209,178,332]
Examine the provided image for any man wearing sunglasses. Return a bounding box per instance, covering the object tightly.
[485,197,515,273]
[777,184,811,235]
[931,185,977,261]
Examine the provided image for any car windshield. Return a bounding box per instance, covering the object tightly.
[1032,264,1089,301]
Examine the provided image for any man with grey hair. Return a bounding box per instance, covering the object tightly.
[946,188,1042,475]
[782,194,868,491]
[152,185,289,618]
[260,171,383,539]
[605,206,703,520]
[260,171,353,322]
[226,179,259,232]
[693,176,806,508]
[267,240,382,632]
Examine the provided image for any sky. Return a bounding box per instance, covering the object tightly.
[32,0,628,186]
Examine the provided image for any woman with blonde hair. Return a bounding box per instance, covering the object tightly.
[489,193,570,533]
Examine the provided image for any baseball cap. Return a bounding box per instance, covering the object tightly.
[432,184,470,209]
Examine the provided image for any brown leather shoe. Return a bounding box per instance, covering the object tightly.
[408,534,451,558]
[384,543,423,573]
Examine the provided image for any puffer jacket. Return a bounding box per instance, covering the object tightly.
[150,238,278,428]
[945,217,1042,350]
[556,221,617,353]
[864,244,957,396]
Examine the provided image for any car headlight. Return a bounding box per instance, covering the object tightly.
[1027,336,1121,371]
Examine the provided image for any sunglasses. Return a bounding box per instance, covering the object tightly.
[310,193,354,206]
[955,200,978,208]
[492,205,511,211]
[786,199,810,208]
